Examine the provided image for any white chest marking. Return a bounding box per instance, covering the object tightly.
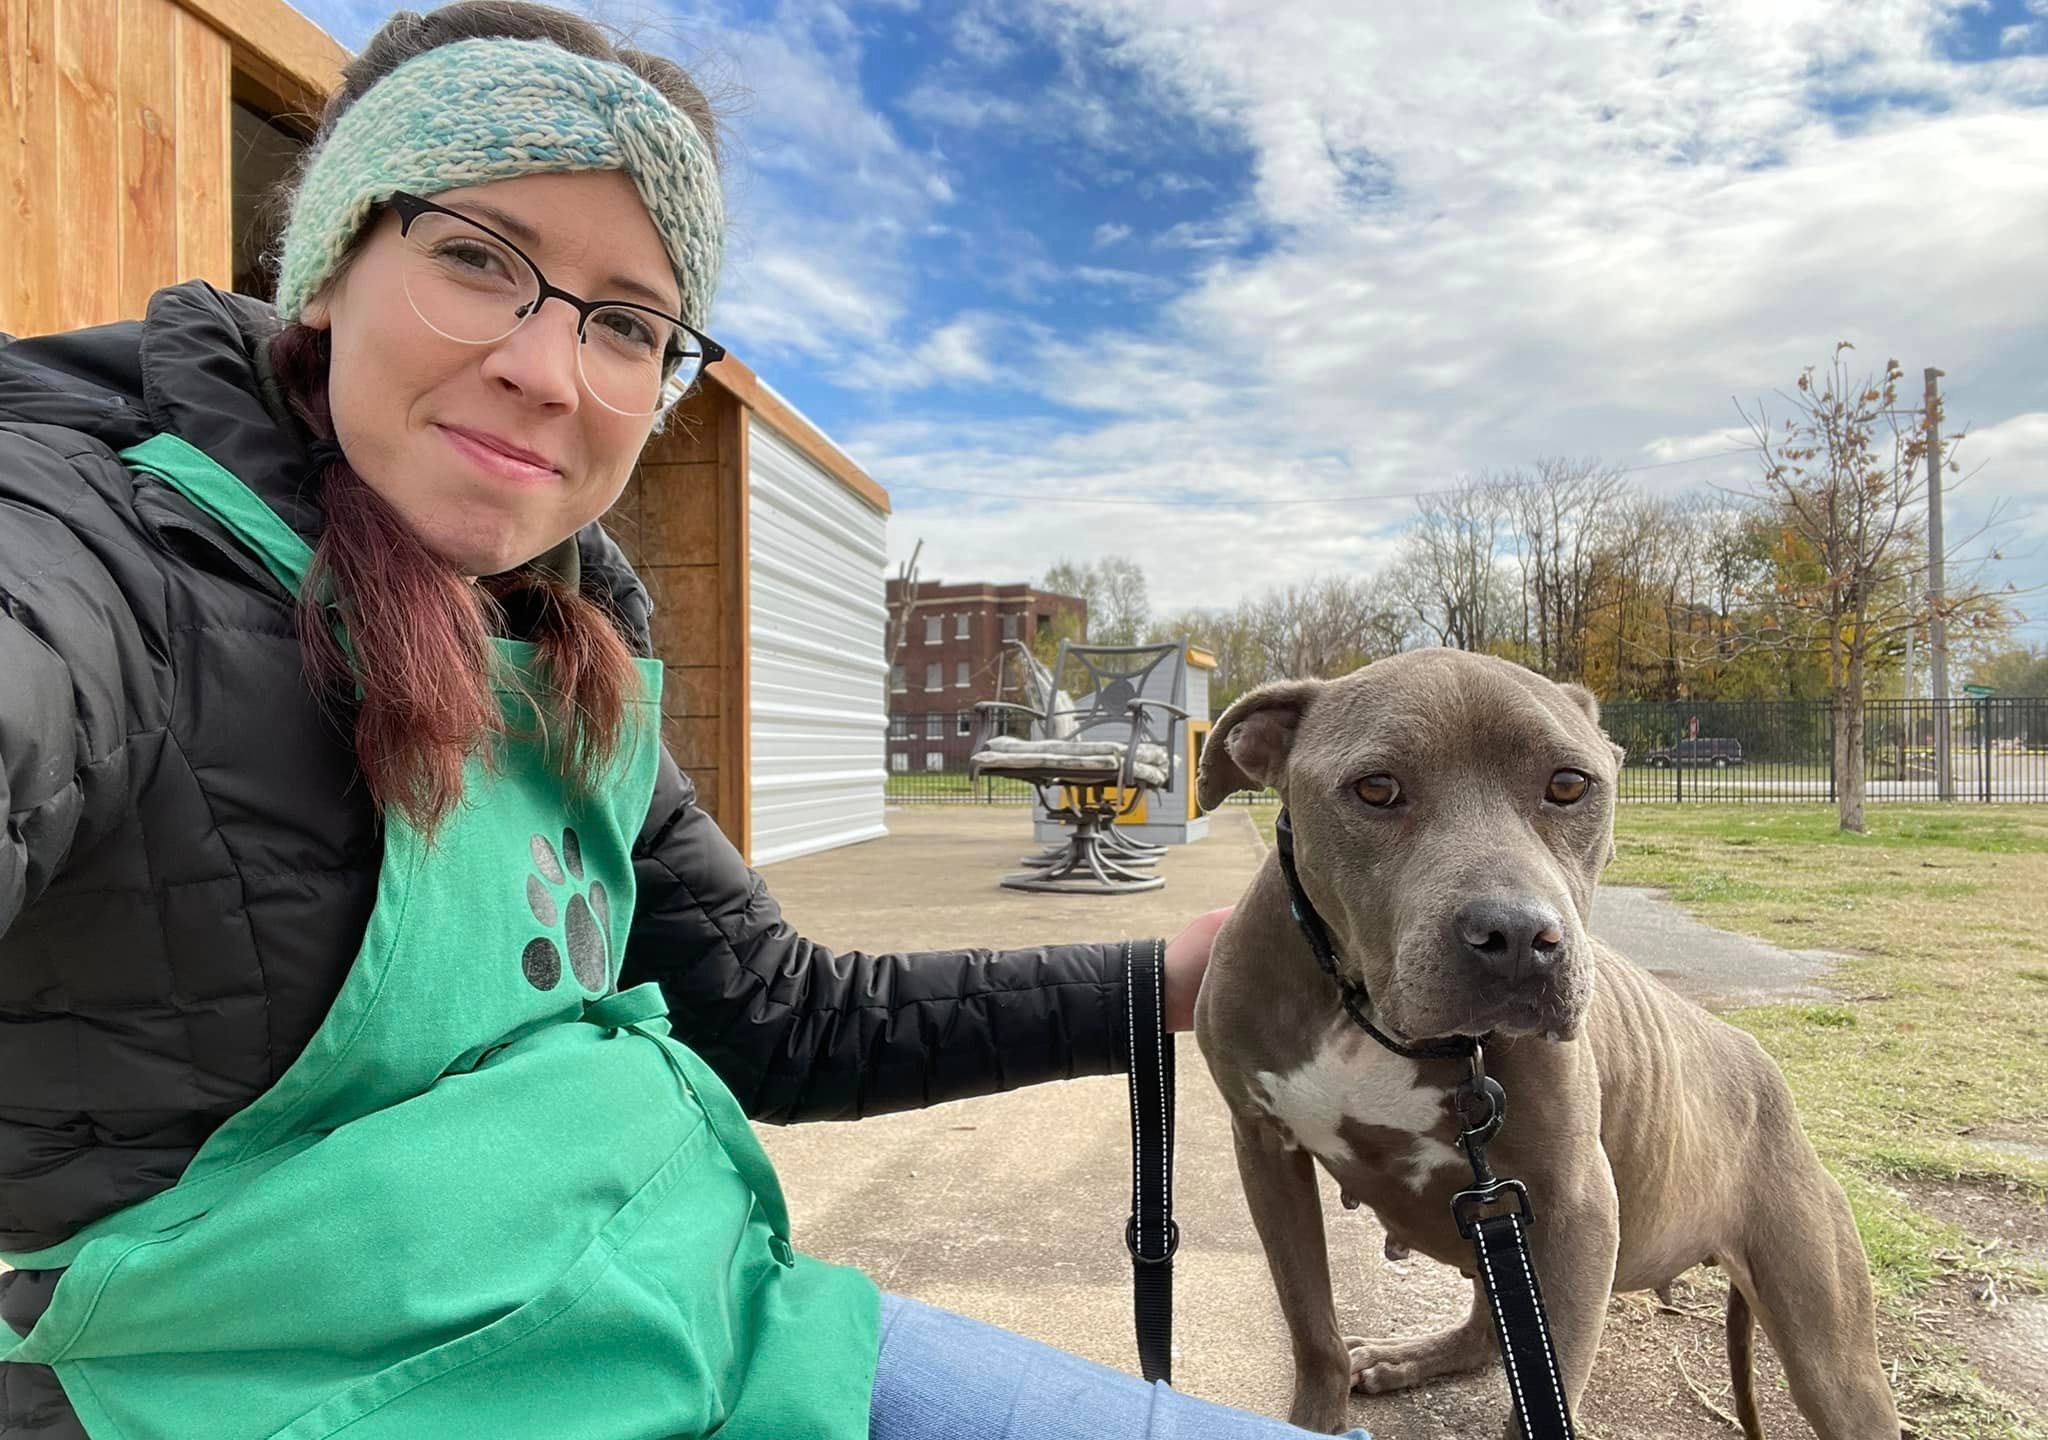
[1250,1024,1462,1193]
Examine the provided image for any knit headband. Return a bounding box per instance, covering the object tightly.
[273,36,723,328]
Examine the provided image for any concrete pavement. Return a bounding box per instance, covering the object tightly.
[1592,885,1839,1009]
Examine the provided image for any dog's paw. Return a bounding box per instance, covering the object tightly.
[1346,1338,1426,1396]
[1345,1323,1493,1395]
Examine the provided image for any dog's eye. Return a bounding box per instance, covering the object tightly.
[1355,774,1401,807]
[1547,770,1590,805]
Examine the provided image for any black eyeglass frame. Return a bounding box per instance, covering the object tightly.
[386,190,726,399]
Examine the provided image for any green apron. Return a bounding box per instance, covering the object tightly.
[0,433,879,1440]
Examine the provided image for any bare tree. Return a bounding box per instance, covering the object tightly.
[883,539,924,668]
[1241,575,1405,683]
[1040,556,1150,647]
[1040,558,1103,619]
[1507,458,1628,680]
[1734,343,2008,832]
[1094,555,1152,647]
[1150,605,1268,710]
[1403,476,1514,652]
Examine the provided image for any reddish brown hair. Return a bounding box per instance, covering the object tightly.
[269,324,643,834]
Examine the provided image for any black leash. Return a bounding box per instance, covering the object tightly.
[1275,810,1576,1440]
[1450,1048,1577,1440]
[1123,938,1177,1384]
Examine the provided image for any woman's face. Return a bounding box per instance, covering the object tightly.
[301,170,678,577]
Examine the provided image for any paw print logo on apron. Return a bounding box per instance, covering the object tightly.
[523,828,613,991]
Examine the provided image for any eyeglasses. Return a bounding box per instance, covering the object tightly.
[386,191,725,418]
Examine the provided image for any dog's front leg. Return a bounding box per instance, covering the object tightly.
[1493,1161,1620,1435]
[1229,1114,1352,1434]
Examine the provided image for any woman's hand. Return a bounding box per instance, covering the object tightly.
[1161,906,1234,1032]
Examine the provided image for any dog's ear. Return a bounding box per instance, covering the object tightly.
[1559,682,1601,726]
[1198,678,1325,812]
[1560,681,1628,772]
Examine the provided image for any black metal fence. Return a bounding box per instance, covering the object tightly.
[884,709,1039,805]
[886,699,2048,805]
[1603,698,2048,804]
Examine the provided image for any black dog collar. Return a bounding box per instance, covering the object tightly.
[1272,809,1483,1063]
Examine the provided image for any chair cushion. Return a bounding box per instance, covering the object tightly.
[971,737,1169,788]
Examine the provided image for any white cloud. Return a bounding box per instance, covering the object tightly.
[1091,221,1133,247]
[952,8,1019,64]
[899,84,1032,129]
[1637,428,1756,465]
[1945,412,2048,575]
[913,316,1001,384]
[674,2,957,376]
[852,1,2048,625]
[1070,264,1173,296]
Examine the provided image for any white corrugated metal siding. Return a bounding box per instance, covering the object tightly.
[746,415,890,866]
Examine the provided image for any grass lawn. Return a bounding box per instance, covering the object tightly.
[1245,801,2048,1435]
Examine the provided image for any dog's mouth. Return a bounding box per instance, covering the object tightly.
[1473,987,1583,1041]
[1376,959,1590,1045]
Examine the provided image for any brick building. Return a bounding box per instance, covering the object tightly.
[885,579,1088,772]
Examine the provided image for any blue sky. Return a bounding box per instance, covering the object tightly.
[299,0,2048,653]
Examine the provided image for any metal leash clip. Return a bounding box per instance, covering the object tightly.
[1450,1045,1533,1239]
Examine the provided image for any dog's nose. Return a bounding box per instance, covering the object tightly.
[1452,896,1566,984]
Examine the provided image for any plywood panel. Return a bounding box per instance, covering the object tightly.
[661,665,721,719]
[118,0,178,319]
[640,564,722,669]
[174,8,231,288]
[659,714,720,772]
[0,0,61,334]
[58,0,122,327]
[640,461,719,566]
[647,406,719,465]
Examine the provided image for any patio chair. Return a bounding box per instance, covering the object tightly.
[1000,642,1165,873]
[968,640,1190,894]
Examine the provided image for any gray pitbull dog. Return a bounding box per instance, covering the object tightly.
[1194,649,1900,1439]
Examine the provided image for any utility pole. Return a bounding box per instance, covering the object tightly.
[1925,367,1952,800]
[1902,588,1915,702]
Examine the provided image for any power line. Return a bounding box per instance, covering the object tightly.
[885,445,1758,509]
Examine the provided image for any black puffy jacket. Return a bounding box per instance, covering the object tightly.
[0,280,1140,1434]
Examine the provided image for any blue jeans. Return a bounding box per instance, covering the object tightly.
[868,1294,1372,1440]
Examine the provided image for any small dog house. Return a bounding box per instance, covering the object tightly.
[0,0,891,863]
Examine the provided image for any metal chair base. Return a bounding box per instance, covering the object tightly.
[1001,815,1165,895]
[1020,822,1163,869]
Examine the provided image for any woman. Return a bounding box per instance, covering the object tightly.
[0,4,1366,1437]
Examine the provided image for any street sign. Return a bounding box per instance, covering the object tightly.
[1962,684,1996,698]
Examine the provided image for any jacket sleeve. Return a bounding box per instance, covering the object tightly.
[0,430,150,936]
[619,745,1142,1122]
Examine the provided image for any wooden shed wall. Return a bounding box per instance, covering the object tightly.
[608,381,752,857]
[2,0,241,336]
